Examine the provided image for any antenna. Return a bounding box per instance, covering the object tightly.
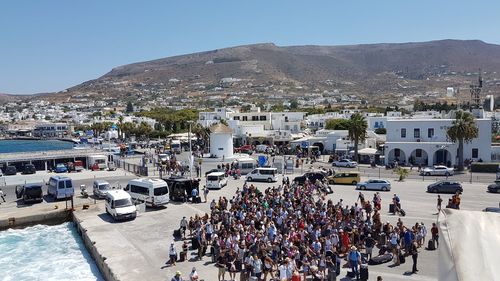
[469,69,483,109]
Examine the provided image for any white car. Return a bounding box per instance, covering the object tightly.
[332,159,358,168]
[356,179,391,191]
[420,165,454,176]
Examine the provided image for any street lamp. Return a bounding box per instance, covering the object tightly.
[188,121,194,179]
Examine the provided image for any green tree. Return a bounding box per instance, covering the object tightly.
[395,167,410,181]
[289,99,298,109]
[447,110,479,171]
[347,113,368,162]
[126,101,134,113]
[325,119,350,130]
[374,128,387,134]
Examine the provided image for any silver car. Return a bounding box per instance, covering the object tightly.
[420,165,454,176]
[332,159,358,168]
[356,179,391,191]
[93,180,111,198]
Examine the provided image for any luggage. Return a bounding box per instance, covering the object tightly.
[399,253,406,264]
[368,254,393,265]
[389,203,395,213]
[360,265,369,281]
[173,228,182,239]
[193,196,202,203]
[346,270,356,278]
[399,209,406,217]
[191,237,199,250]
[378,233,387,247]
[179,251,186,262]
[378,245,388,255]
[427,240,436,250]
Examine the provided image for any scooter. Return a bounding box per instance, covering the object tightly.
[80,184,89,198]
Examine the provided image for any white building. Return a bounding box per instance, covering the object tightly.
[384,116,491,166]
[209,123,234,159]
[33,123,69,138]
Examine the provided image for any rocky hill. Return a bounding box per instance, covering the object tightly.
[17,40,500,103]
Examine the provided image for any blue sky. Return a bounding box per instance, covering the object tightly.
[1,0,499,95]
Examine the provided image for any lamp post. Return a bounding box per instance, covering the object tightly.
[188,121,194,179]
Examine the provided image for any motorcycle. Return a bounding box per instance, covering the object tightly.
[80,184,89,198]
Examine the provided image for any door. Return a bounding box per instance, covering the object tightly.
[57,180,65,198]
[65,180,74,197]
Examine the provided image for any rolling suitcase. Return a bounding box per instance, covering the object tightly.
[194,196,202,203]
[399,253,406,264]
[179,251,186,262]
[191,237,199,250]
[360,264,369,281]
[346,269,356,278]
[427,240,436,250]
[399,209,406,217]
[173,228,182,239]
[389,203,395,213]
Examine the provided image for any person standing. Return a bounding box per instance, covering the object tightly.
[431,223,439,248]
[203,185,209,203]
[410,240,419,274]
[171,271,183,281]
[326,255,337,281]
[180,217,188,239]
[0,188,5,203]
[365,234,375,260]
[348,246,361,280]
[437,195,443,212]
[169,242,177,266]
[191,188,199,203]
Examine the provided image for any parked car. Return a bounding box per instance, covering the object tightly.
[93,180,111,199]
[483,207,500,213]
[327,172,360,185]
[427,181,463,193]
[163,176,200,201]
[332,159,358,168]
[487,182,500,193]
[55,163,68,173]
[420,165,454,176]
[22,164,36,175]
[105,190,137,221]
[15,183,44,204]
[4,165,17,176]
[293,171,326,185]
[356,179,391,191]
[204,168,226,177]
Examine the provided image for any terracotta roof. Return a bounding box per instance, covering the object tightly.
[209,123,233,134]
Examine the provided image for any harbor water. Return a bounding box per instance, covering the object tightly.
[0,223,104,281]
[0,140,74,153]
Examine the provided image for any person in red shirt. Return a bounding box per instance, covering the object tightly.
[431,223,439,248]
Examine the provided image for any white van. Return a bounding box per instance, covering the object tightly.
[206,172,228,189]
[105,190,137,221]
[125,178,169,207]
[246,167,278,182]
[47,176,74,199]
[235,158,258,175]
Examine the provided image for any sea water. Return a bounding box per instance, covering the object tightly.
[0,223,104,281]
[0,140,74,154]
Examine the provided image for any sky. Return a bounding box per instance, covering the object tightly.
[1,0,499,95]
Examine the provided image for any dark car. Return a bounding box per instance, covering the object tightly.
[22,164,36,175]
[487,182,500,193]
[204,168,226,177]
[483,207,500,213]
[163,176,200,202]
[293,172,326,185]
[4,165,17,176]
[427,181,463,193]
[16,183,43,204]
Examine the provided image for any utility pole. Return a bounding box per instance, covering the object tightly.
[188,121,194,179]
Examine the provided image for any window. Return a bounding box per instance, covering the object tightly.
[472,148,479,158]
[58,181,65,189]
[233,116,240,121]
[259,116,267,121]
[401,128,406,138]
[242,116,248,121]
[374,122,379,128]
[414,128,420,138]
[395,149,401,157]
[428,128,434,138]
[251,116,259,121]
[154,186,168,196]
[416,149,422,158]
[130,185,149,196]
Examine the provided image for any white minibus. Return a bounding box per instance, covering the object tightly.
[246,167,278,182]
[206,172,228,189]
[47,176,74,199]
[125,178,169,207]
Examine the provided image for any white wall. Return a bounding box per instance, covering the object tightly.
[210,133,234,159]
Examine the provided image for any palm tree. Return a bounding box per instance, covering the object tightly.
[348,113,368,162]
[447,110,479,171]
[117,115,124,139]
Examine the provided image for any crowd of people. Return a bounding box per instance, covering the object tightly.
[170,176,437,281]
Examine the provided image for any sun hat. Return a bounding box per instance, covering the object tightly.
[175,271,181,275]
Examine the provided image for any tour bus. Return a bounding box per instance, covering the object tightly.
[206,172,228,189]
[246,167,278,182]
[47,175,74,199]
[171,140,182,154]
[105,190,137,221]
[234,158,258,175]
[124,178,169,207]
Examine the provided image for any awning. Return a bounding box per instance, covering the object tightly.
[358,148,379,155]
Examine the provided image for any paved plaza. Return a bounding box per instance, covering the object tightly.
[1,153,499,281]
